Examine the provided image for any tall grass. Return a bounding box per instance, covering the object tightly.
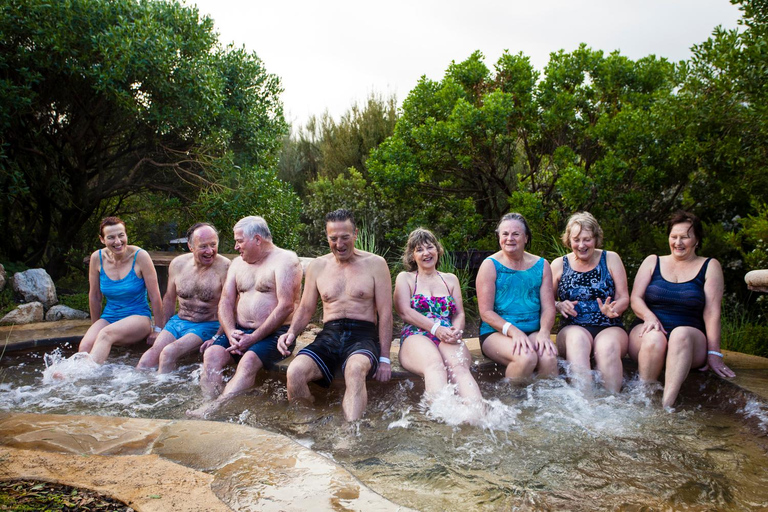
[355,223,388,259]
[721,305,768,358]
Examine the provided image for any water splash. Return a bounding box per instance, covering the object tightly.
[740,398,768,432]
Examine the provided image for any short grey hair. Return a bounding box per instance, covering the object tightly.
[234,216,272,242]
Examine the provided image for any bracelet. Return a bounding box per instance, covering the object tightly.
[502,322,511,337]
[430,322,440,336]
[707,350,724,358]
[379,356,391,364]
[153,325,162,333]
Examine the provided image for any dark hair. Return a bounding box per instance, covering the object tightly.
[668,210,704,247]
[401,228,445,272]
[186,222,218,246]
[325,209,356,228]
[99,216,126,237]
[496,212,532,248]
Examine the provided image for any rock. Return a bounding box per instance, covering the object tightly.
[12,268,57,308]
[0,263,6,292]
[1,302,44,325]
[745,269,768,293]
[45,305,89,321]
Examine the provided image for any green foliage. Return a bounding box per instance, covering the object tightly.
[57,293,90,313]
[0,0,287,277]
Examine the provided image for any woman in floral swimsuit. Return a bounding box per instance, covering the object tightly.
[394,228,483,403]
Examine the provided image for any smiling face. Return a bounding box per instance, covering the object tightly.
[668,222,697,259]
[413,242,438,271]
[190,225,219,267]
[233,227,259,263]
[99,223,128,256]
[498,219,528,255]
[326,220,357,262]
[569,225,596,263]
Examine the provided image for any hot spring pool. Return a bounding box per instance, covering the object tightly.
[1,343,767,511]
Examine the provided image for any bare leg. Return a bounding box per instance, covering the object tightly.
[188,352,264,418]
[286,354,323,404]
[438,342,483,402]
[137,330,177,369]
[593,327,628,393]
[532,332,559,378]
[628,325,667,383]
[198,345,233,399]
[481,333,538,383]
[399,335,448,396]
[89,315,151,364]
[557,326,593,388]
[157,333,204,373]
[662,327,707,408]
[342,354,372,421]
[79,319,110,353]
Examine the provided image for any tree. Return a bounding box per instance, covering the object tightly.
[0,0,289,275]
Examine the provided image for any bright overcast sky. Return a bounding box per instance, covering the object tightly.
[187,0,742,129]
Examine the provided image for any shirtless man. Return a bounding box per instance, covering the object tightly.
[187,215,302,418]
[137,223,229,373]
[277,209,393,421]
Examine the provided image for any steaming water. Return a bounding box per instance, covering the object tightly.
[2,344,768,510]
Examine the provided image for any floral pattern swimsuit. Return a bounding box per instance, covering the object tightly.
[400,272,457,346]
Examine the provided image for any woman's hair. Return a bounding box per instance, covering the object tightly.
[401,228,444,272]
[667,210,704,246]
[496,212,532,248]
[99,217,126,237]
[561,211,603,248]
[234,216,272,242]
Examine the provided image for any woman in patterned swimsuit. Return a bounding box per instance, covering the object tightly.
[551,212,629,393]
[394,228,483,402]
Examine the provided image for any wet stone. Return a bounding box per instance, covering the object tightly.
[1,302,44,325]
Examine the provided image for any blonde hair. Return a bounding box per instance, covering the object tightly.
[561,212,603,248]
[401,228,445,272]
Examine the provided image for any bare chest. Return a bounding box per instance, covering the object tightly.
[318,267,374,303]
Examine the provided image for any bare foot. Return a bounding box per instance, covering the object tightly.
[186,400,222,419]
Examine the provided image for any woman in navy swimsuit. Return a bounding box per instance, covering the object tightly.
[394,228,482,403]
[79,217,164,364]
[629,211,735,408]
[551,212,629,393]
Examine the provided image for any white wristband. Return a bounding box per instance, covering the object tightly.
[379,356,391,364]
[502,322,511,337]
[707,350,724,358]
[430,322,440,336]
[153,325,162,333]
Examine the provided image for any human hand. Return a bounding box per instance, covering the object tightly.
[535,336,558,357]
[556,300,579,318]
[597,297,620,318]
[505,326,533,355]
[277,332,295,357]
[374,361,391,382]
[639,316,667,337]
[146,331,159,346]
[699,353,736,378]
[199,337,216,354]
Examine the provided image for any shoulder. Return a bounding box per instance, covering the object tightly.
[604,250,624,266]
[550,255,565,270]
[214,254,231,267]
[274,247,301,267]
[704,257,723,276]
[169,253,192,268]
[89,250,100,263]
[133,247,152,263]
[443,272,461,288]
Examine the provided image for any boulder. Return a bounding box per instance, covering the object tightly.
[12,268,57,308]
[745,269,768,293]
[45,304,89,321]
[1,302,44,325]
[0,263,6,292]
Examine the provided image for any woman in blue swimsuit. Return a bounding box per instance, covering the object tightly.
[78,217,164,364]
[551,212,629,393]
[477,213,558,382]
[629,211,735,408]
[394,228,483,403]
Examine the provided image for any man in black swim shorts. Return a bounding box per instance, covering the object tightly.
[278,209,393,421]
[187,216,302,419]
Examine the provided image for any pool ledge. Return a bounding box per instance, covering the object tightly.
[0,412,411,511]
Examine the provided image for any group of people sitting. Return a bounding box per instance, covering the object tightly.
[78,208,734,421]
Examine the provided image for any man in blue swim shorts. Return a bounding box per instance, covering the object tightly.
[137,223,230,373]
[278,209,393,421]
[187,216,303,419]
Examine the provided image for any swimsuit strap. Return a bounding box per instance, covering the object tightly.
[98,249,103,269]
[131,248,140,270]
[697,257,712,279]
[412,271,451,297]
[437,272,451,295]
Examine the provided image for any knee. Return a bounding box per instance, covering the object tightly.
[203,346,229,369]
[95,327,119,346]
[594,339,620,362]
[426,358,449,379]
[160,343,181,361]
[237,353,262,374]
[286,360,310,385]
[641,335,668,357]
[666,331,694,355]
[517,350,539,370]
[344,356,371,380]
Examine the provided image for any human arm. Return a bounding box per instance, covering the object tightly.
[699,259,735,378]
[373,256,393,382]
[445,272,465,342]
[630,255,667,336]
[393,272,461,344]
[551,256,579,319]
[276,259,323,356]
[216,261,239,343]
[597,251,630,318]
[135,249,164,330]
[476,257,534,354]
[229,255,302,354]
[535,259,558,357]
[87,251,102,323]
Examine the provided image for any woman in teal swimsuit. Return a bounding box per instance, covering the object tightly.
[477,213,558,382]
[394,228,483,403]
[79,217,164,364]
